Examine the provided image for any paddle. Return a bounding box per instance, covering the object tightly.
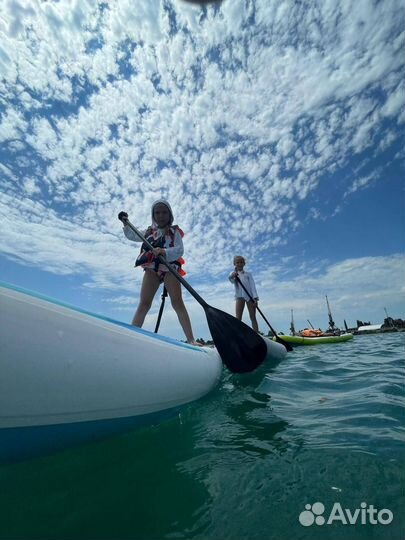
[233,274,293,352]
[119,215,268,373]
[154,286,168,333]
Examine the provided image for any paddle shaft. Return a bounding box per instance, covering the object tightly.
[234,274,293,351]
[234,274,274,330]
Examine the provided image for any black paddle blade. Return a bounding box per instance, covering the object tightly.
[205,306,268,373]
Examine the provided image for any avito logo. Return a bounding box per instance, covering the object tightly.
[299,502,393,527]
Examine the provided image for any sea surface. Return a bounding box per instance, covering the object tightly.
[0,332,404,540]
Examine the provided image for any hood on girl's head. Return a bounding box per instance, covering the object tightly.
[151,199,174,226]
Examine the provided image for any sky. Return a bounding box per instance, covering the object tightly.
[0,0,404,341]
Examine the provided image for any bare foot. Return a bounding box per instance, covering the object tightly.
[188,341,204,347]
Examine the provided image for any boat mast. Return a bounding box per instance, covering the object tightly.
[384,307,395,327]
[290,309,296,336]
[326,295,337,331]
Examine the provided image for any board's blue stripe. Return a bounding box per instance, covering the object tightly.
[0,280,203,352]
[0,407,180,464]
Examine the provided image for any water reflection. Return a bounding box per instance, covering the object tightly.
[0,416,212,540]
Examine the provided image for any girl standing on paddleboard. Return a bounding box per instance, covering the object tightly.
[229,255,259,332]
[119,199,200,345]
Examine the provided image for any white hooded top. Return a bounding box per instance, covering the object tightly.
[228,270,259,301]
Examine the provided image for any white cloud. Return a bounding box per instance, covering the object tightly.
[0,108,28,143]
[344,171,379,197]
[381,81,405,119]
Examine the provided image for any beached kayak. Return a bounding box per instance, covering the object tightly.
[0,282,286,462]
[274,333,354,346]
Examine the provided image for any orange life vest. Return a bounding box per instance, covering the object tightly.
[300,329,323,337]
[135,225,186,276]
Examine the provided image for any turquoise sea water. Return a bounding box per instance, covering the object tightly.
[0,332,404,540]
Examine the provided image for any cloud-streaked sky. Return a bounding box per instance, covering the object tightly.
[1,0,404,340]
